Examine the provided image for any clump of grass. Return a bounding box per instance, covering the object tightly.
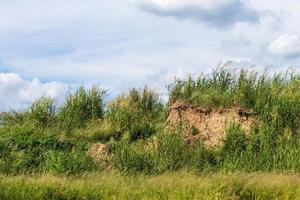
[111,141,155,175]
[219,122,300,172]
[155,133,189,172]
[0,97,56,130]
[0,125,96,175]
[29,97,57,129]
[58,86,106,132]
[106,87,165,141]
[42,150,96,175]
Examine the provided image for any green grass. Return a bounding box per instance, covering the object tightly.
[1,72,300,175]
[0,171,300,200]
[2,67,300,198]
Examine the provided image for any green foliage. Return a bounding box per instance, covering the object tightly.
[0,126,94,175]
[1,67,300,177]
[0,111,28,127]
[111,141,155,175]
[111,133,214,174]
[29,97,56,129]
[222,123,247,156]
[219,122,300,172]
[42,150,96,175]
[58,86,106,132]
[0,97,56,129]
[1,172,300,200]
[156,133,188,172]
[106,87,165,141]
[168,66,300,121]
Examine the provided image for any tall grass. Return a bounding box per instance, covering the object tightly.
[0,97,56,129]
[1,67,300,176]
[106,87,166,141]
[0,172,300,200]
[58,86,106,132]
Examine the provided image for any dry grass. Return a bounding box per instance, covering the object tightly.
[1,171,300,199]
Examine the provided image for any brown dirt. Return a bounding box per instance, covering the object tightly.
[88,143,110,162]
[166,101,257,147]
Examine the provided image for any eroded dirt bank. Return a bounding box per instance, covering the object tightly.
[166,101,257,147]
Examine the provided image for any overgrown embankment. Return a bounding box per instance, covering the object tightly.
[166,101,257,147]
[0,66,300,176]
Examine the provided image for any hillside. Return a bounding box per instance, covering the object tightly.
[1,67,300,199]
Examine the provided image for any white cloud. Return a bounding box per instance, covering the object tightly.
[1,0,300,112]
[269,34,300,59]
[130,0,260,27]
[0,73,69,110]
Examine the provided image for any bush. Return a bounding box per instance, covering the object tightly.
[58,86,106,132]
[111,141,155,174]
[0,111,28,127]
[0,125,95,174]
[222,123,247,156]
[106,87,165,141]
[42,150,96,174]
[71,120,117,142]
[156,133,188,172]
[0,97,56,130]
[29,97,56,129]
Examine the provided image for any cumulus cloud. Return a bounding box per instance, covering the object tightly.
[130,0,260,27]
[0,73,69,110]
[269,34,300,59]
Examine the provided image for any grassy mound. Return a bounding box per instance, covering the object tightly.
[0,67,300,176]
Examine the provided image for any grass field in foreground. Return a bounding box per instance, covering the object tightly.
[0,171,300,200]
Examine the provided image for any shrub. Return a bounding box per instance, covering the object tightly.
[42,150,96,174]
[58,86,106,132]
[0,97,56,130]
[29,97,56,129]
[71,120,118,142]
[111,141,155,174]
[156,133,188,172]
[0,111,28,127]
[222,123,247,156]
[106,87,165,141]
[0,125,94,174]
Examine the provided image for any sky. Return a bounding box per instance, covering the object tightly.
[0,0,300,110]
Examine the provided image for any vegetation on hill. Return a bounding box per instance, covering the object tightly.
[1,66,300,199]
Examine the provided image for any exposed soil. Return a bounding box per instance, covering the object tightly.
[166,101,257,147]
[88,143,110,162]
[88,101,258,159]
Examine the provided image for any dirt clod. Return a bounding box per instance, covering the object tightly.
[88,143,110,162]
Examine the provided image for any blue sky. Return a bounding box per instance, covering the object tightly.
[0,0,300,109]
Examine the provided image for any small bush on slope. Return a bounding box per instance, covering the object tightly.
[58,86,106,132]
[0,97,56,130]
[106,87,166,141]
[0,126,96,175]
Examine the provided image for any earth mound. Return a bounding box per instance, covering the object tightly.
[166,101,257,147]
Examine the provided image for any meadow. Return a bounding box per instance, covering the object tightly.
[1,171,300,200]
[1,66,300,199]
